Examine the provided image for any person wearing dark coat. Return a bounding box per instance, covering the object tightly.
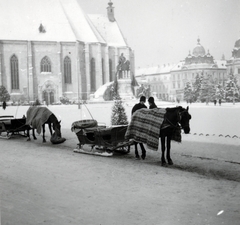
[132,96,147,114]
[2,101,6,110]
[131,96,147,159]
[219,99,222,106]
[148,96,157,109]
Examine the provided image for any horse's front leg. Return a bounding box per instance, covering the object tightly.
[26,128,31,141]
[160,136,166,166]
[166,135,173,165]
[42,124,46,143]
[32,128,37,140]
[134,142,140,159]
[48,123,53,136]
[139,143,146,160]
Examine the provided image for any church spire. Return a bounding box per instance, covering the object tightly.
[107,1,115,22]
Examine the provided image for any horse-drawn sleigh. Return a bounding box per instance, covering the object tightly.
[1,104,191,165]
[0,115,30,139]
[0,106,65,144]
[71,106,191,163]
[71,119,134,156]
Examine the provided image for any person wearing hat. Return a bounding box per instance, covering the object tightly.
[148,96,157,109]
[131,96,147,159]
[132,96,147,114]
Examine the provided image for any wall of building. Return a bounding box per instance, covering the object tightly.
[0,39,134,103]
[1,41,29,100]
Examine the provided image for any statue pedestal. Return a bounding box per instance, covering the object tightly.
[117,79,135,100]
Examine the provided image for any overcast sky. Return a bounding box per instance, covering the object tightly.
[78,0,240,68]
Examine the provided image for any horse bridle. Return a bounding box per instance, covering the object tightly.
[164,109,189,130]
[163,112,180,129]
[178,109,191,129]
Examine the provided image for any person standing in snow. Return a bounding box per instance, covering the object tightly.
[148,96,157,109]
[131,96,147,159]
[2,101,6,110]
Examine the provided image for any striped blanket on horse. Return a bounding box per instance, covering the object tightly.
[26,106,52,134]
[125,108,166,151]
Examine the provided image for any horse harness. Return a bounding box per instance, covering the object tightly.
[161,108,188,130]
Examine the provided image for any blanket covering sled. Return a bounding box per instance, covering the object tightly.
[125,108,166,151]
[26,106,53,134]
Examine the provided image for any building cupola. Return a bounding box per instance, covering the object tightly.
[192,38,206,57]
[107,1,115,22]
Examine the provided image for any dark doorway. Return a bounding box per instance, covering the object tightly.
[43,91,55,105]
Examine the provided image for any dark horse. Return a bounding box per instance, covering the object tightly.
[160,106,191,166]
[134,106,191,165]
[26,107,61,143]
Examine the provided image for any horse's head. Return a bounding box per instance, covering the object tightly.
[53,120,62,137]
[179,106,191,134]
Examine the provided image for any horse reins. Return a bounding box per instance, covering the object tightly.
[164,117,180,129]
[164,109,187,129]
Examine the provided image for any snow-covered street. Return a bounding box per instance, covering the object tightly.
[1,102,240,225]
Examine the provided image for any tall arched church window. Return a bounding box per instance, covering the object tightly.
[109,59,113,81]
[41,56,51,72]
[64,56,72,84]
[90,58,96,92]
[102,58,105,84]
[10,55,19,89]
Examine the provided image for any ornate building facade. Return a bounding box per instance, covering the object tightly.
[226,38,240,85]
[136,38,227,101]
[0,0,134,104]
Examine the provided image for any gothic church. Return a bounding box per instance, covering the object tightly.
[0,0,134,104]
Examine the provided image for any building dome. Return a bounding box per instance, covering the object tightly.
[234,38,240,48]
[232,37,240,58]
[192,38,206,56]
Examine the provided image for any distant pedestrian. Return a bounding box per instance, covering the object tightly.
[219,99,221,106]
[131,96,147,159]
[214,99,217,106]
[148,96,157,109]
[2,101,6,110]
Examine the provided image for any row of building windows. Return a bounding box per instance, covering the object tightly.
[147,72,226,83]
[172,72,226,80]
[10,55,73,90]
[9,54,114,92]
[151,85,169,92]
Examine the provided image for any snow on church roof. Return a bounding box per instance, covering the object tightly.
[60,0,102,43]
[0,0,76,42]
[88,14,128,47]
[0,0,126,45]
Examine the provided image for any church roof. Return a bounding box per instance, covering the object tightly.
[135,64,174,76]
[88,14,127,46]
[0,0,127,46]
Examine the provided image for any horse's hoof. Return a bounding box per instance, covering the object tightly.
[43,140,46,143]
[135,155,140,159]
[34,137,37,140]
[161,162,166,166]
[26,138,30,141]
[141,155,146,160]
[168,160,173,165]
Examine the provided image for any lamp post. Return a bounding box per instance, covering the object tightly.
[77,48,86,109]
[75,41,81,110]
[77,58,81,109]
